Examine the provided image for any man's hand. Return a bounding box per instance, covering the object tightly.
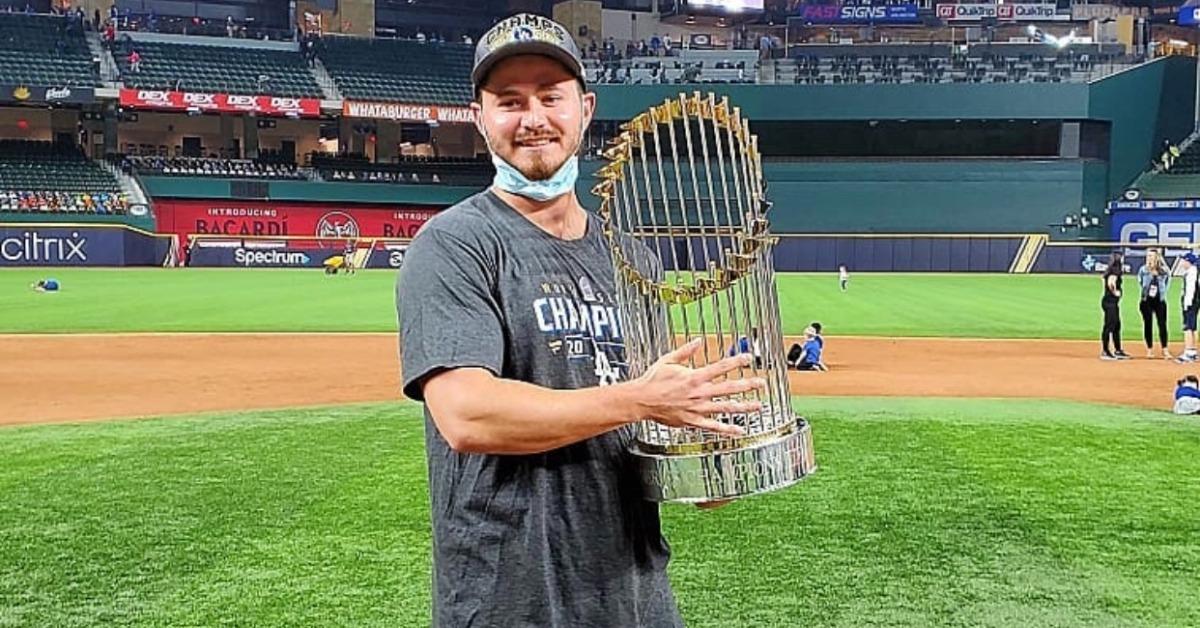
[632,338,765,437]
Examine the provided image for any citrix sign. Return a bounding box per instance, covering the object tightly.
[0,231,87,262]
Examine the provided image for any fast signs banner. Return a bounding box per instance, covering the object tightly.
[794,3,920,23]
[118,89,321,117]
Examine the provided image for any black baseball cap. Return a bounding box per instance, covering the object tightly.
[472,13,586,92]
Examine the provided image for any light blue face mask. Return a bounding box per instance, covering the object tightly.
[490,153,579,202]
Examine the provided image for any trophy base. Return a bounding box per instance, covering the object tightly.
[633,419,816,503]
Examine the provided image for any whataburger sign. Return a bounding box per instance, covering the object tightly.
[342,100,476,124]
[119,88,321,117]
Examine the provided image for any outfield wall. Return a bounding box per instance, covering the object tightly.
[0,224,173,267]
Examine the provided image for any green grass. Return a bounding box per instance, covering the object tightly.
[2,398,1197,627]
[0,269,1162,339]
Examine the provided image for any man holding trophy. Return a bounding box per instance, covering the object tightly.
[397,13,813,627]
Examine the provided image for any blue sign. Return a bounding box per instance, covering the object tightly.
[794,3,919,23]
[1179,5,1200,26]
[1110,210,1200,254]
[0,225,167,266]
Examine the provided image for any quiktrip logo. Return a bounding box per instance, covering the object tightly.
[0,231,86,262]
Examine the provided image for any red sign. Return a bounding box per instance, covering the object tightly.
[119,89,321,118]
[153,199,442,243]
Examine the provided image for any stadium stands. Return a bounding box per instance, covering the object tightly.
[124,156,305,180]
[0,140,127,214]
[586,50,760,85]
[0,12,98,87]
[777,44,1137,85]
[311,153,491,186]
[317,37,472,104]
[115,40,321,97]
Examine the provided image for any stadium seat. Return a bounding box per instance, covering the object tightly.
[0,140,127,214]
[317,37,472,104]
[0,13,98,87]
[116,40,321,98]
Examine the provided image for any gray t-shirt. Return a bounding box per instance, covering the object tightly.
[397,190,682,628]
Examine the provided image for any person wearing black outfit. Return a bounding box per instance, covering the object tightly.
[1101,251,1129,360]
[1137,248,1171,359]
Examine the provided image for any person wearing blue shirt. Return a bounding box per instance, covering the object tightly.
[788,326,827,371]
[32,278,59,292]
[1174,375,1200,414]
[728,327,763,369]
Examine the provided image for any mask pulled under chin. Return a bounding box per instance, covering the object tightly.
[491,153,579,202]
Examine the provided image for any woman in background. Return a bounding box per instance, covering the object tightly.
[1138,248,1171,359]
[1101,251,1129,360]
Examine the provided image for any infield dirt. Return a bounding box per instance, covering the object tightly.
[1,333,1178,425]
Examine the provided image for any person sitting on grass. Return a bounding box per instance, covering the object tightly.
[788,326,827,371]
[31,278,59,293]
[1174,375,1200,415]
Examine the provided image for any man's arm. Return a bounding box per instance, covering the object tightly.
[422,339,764,455]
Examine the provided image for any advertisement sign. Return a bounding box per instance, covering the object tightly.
[152,199,443,241]
[936,3,1067,21]
[1180,5,1200,26]
[691,0,763,9]
[118,89,321,118]
[0,84,95,105]
[795,3,919,23]
[1109,199,1200,210]
[188,240,411,269]
[341,100,475,124]
[1071,4,1149,20]
[1110,210,1200,255]
[0,225,169,266]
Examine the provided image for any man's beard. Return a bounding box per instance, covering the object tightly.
[486,128,575,181]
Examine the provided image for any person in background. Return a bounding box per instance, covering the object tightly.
[838,264,849,292]
[728,327,763,369]
[31,278,59,292]
[1173,375,1200,415]
[1100,251,1129,361]
[1178,253,1200,363]
[1138,247,1171,359]
[788,326,827,371]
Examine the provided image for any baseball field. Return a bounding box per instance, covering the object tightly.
[2,268,1198,627]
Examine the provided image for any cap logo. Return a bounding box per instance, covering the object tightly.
[513,26,534,42]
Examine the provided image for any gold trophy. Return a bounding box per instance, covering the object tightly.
[592,92,817,503]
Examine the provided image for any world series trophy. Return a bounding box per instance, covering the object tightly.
[592,92,817,503]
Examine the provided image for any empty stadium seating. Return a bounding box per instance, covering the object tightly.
[0,13,97,87]
[777,44,1136,85]
[116,40,321,97]
[587,49,760,85]
[311,153,491,186]
[124,156,305,180]
[0,140,127,214]
[318,37,472,104]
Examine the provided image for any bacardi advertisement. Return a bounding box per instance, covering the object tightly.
[153,199,443,243]
[119,89,321,117]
